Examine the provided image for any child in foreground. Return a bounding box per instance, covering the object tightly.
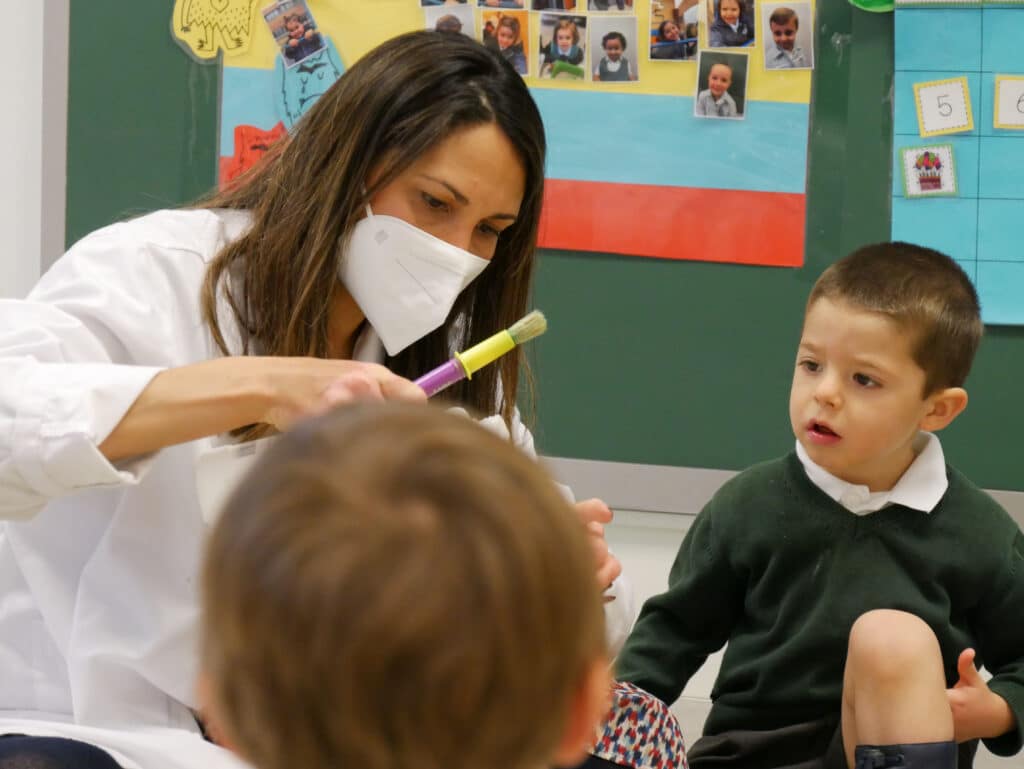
[197,403,611,769]
[617,242,1024,768]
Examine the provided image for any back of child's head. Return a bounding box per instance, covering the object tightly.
[199,403,607,769]
[807,242,983,393]
[769,6,798,27]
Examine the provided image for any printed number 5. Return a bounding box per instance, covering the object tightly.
[937,95,953,117]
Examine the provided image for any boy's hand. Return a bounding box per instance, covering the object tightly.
[574,498,623,595]
[946,648,1014,741]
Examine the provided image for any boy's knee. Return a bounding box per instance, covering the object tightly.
[847,610,941,682]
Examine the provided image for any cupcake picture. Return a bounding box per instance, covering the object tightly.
[901,144,956,198]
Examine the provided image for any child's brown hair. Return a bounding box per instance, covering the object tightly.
[806,242,983,394]
[554,17,581,44]
[769,6,798,28]
[200,403,607,769]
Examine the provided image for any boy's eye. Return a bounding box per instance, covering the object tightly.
[799,359,820,373]
[853,373,878,387]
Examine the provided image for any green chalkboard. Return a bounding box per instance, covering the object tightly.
[66,1,218,248]
[66,3,1024,491]
[530,5,1024,492]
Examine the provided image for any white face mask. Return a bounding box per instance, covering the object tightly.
[338,206,490,356]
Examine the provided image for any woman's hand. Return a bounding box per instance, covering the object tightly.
[100,356,425,463]
[256,357,425,431]
[574,498,623,595]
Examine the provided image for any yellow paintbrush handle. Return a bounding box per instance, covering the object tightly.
[454,330,516,378]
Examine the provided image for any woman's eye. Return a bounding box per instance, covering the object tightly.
[853,373,877,387]
[477,222,501,239]
[421,193,449,212]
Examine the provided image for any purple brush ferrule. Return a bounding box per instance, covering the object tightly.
[414,358,468,398]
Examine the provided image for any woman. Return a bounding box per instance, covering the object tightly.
[0,31,629,769]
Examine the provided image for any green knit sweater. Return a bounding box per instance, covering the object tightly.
[617,452,1024,758]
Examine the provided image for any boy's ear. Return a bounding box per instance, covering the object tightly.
[552,656,611,768]
[920,386,968,432]
[195,670,239,753]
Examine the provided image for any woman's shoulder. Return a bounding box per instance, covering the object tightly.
[68,208,252,266]
[33,209,253,301]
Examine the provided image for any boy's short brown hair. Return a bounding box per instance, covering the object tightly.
[200,403,606,769]
[769,7,798,27]
[807,241,983,394]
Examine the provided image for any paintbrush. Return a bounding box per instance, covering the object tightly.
[414,310,547,397]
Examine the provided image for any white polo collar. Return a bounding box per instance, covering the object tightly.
[795,432,948,515]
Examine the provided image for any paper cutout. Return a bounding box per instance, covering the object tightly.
[913,77,974,137]
[900,144,957,197]
[172,0,260,61]
[220,122,288,187]
[994,75,1024,130]
[275,38,345,129]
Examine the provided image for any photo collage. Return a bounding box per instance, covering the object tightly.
[420,0,814,120]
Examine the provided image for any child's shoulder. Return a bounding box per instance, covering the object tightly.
[705,453,797,512]
[941,463,1019,536]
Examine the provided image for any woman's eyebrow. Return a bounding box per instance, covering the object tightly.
[419,174,518,220]
[419,174,468,204]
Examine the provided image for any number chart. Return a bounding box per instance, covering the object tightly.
[893,3,1024,325]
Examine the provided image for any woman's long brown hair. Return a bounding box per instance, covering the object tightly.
[197,31,546,439]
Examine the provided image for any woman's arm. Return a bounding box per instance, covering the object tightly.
[99,356,424,463]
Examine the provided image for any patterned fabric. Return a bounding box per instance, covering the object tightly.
[591,681,688,769]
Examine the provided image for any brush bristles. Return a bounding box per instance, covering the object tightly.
[508,310,547,345]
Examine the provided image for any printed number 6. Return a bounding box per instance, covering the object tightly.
[937,95,953,117]
[1017,93,1024,114]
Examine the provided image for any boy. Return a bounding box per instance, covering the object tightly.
[197,403,612,769]
[617,243,1024,769]
[765,7,809,69]
[695,62,737,118]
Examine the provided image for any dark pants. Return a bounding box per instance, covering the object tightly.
[0,735,124,769]
[686,718,975,769]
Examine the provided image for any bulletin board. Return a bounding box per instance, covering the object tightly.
[892,2,1024,325]
[65,3,1024,492]
[185,0,814,268]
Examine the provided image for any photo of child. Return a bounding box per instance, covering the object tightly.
[538,14,587,80]
[762,2,813,69]
[261,0,325,67]
[649,0,698,60]
[707,0,754,47]
[482,10,529,75]
[694,50,748,119]
[590,17,639,82]
[649,18,697,60]
[478,0,525,7]
[589,0,632,10]
[532,0,578,8]
[424,4,475,37]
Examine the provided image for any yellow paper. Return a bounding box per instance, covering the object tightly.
[172,0,261,61]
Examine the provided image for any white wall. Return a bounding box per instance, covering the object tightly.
[0,0,69,299]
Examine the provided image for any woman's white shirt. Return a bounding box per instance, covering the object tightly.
[0,208,634,767]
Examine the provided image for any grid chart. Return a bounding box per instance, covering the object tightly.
[893,5,1024,325]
